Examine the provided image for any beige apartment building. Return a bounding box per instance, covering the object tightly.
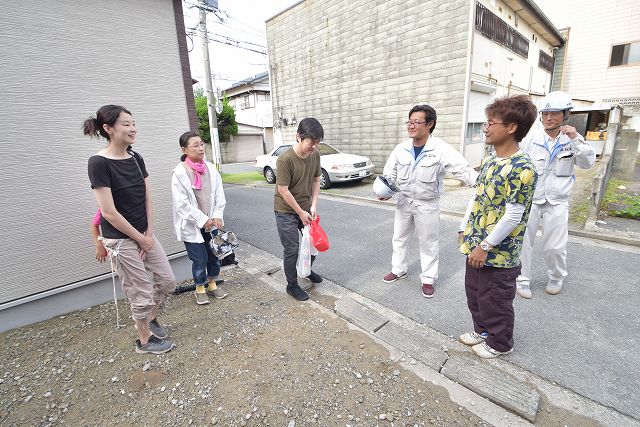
[266,0,563,169]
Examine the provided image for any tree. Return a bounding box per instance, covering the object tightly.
[217,95,238,142]
[193,88,238,143]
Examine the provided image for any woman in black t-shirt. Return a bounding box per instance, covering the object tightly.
[84,105,176,355]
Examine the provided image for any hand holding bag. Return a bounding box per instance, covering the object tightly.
[210,230,239,259]
[296,225,312,277]
[309,215,330,252]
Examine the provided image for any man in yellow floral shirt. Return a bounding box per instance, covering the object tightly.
[458,95,538,358]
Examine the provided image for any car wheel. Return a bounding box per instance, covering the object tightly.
[264,167,276,184]
[320,169,331,189]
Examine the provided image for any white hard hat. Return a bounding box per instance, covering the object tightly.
[373,175,399,198]
[540,91,573,112]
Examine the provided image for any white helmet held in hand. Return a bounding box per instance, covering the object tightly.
[540,91,573,119]
[373,175,399,198]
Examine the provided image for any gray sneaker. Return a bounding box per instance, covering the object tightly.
[207,287,228,299]
[195,291,210,305]
[135,335,175,354]
[149,318,168,339]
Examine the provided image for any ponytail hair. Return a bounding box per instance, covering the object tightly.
[82,105,132,140]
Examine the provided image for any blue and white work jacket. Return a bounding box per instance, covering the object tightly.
[520,125,595,206]
[383,136,478,203]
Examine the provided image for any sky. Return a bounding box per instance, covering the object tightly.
[533,0,571,28]
[183,0,298,94]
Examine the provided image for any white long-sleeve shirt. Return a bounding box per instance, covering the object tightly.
[171,161,226,243]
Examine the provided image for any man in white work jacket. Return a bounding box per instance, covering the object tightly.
[516,91,596,298]
[380,104,478,298]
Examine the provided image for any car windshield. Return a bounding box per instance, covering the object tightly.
[318,144,340,155]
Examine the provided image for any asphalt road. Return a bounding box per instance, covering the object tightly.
[223,183,640,419]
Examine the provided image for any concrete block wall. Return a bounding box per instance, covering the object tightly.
[267,0,471,171]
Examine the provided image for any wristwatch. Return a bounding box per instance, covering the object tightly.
[480,241,492,251]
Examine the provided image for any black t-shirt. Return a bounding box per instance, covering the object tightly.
[88,152,149,239]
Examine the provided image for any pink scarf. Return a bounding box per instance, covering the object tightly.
[185,157,206,190]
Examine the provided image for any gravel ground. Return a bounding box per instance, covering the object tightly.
[0,267,487,427]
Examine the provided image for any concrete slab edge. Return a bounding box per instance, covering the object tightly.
[442,354,539,422]
[238,241,640,426]
[334,297,389,333]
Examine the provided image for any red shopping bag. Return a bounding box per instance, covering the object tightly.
[309,215,330,252]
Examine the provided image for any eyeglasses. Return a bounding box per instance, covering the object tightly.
[405,121,427,127]
[482,121,505,129]
[190,142,206,148]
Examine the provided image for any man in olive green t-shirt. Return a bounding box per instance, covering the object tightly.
[274,118,324,301]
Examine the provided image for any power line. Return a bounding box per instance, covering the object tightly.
[223,13,267,37]
[206,37,267,55]
[187,31,267,55]
[210,32,266,49]
[183,0,267,38]
[210,19,267,40]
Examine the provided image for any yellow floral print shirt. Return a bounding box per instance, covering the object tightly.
[459,152,538,268]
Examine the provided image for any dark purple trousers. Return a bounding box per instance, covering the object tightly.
[464,261,521,352]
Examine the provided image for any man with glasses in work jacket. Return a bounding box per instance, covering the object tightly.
[379,104,478,298]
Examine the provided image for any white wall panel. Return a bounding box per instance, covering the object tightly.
[0,0,190,303]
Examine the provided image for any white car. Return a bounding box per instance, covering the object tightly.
[255,143,375,189]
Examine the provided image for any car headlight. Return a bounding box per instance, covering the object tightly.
[331,164,353,170]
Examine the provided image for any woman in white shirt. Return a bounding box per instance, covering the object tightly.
[171,131,227,305]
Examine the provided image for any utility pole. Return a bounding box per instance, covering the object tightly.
[198,0,222,168]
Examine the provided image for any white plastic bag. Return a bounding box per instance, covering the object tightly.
[296,225,312,278]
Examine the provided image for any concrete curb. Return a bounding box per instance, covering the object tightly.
[571,226,640,247]
[233,240,640,426]
[225,181,640,247]
[337,296,540,422]
[442,352,540,422]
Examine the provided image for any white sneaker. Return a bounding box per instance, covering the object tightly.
[459,331,488,346]
[471,342,513,359]
[516,282,532,299]
[546,280,563,295]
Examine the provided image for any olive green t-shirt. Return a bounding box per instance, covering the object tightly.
[274,147,321,213]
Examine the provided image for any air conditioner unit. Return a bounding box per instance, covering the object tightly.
[471,81,497,94]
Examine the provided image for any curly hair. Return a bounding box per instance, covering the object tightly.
[485,95,537,142]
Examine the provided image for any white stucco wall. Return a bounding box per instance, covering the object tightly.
[0,0,190,304]
[551,0,640,102]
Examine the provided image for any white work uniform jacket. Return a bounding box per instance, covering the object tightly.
[383,137,478,202]
[520,125,595,205]
[171,161,226,243]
